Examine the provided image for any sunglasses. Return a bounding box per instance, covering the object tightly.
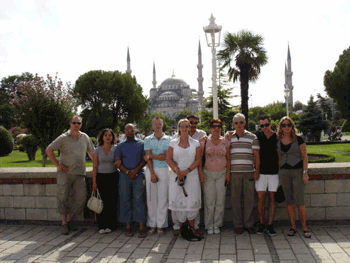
[281,123,292,128]
[234,121,244,125]
[190,121,198,125]
[211,125,222,129]
[260,123,270,128]
[180,125,190,128]
[71,122,81,125]
[125,129,134,132]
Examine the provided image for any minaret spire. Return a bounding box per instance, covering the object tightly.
[284,44,294,108]
[152,62,157,89]
[197,40,204,110]
[126,47,132,75]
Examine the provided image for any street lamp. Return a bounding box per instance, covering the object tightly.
[284,87,290,116]
[204,14,222,119]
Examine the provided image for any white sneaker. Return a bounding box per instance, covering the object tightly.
[214,227,220,234]
[105,228,112,233]
[207,227,214,235]
[99,229,106,234]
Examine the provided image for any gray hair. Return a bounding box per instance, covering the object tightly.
[71,115,82,122]
[232,113,246,123]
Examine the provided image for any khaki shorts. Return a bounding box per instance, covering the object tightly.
[279,168,305,206]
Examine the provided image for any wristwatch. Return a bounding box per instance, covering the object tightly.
[147,155,150,160]
[126,170,130,175]
[303,170,308,174]
[188,168,192,173]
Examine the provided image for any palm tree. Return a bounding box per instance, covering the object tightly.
[218,30,268,125]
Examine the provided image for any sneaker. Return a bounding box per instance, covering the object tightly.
[61,224,69,235]
[213,227,220,235]
[105,228,112,233]
[99,229,106,234]
[207,227,214,235]
[266,224,276,236]
[257,224,266,235]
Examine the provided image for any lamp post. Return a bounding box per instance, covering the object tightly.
[204,14,222,119]
[284,87,290,116]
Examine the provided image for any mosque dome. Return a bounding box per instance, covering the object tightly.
[188,99,200,105]
[160,78,188,86]
[158,91,179,100]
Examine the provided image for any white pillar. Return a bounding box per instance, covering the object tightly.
[212,36,218,119]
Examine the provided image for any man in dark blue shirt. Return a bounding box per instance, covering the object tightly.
[115,123,147,238]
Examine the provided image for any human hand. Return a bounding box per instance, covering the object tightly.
[151,173,158,183]
[302,173,309,184]
[57,164,69,173]
[92,180,97,191]
[225,173,231,185]
[224,132,232,140]
[254,172,259,181]
[199,172,206,184]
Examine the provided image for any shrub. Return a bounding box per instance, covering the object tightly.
[20,134,40,161]
[0,127,14,156]
[342,119,350,132]
[90,137,97,146]
[308,154,335,163]
[19,145,25,152]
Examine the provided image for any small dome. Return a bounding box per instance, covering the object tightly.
[159,91,179,99]
[188,99,200,105]
[160,78,188,86]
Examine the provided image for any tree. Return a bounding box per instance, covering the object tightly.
[324,47,350,122]
[0,127,13,156]
[218,30,268,125]
[74,70,149,131]
[137,112,175,136]
[293,101,304,112]
[299,95,328,142]
[10,74,79,166]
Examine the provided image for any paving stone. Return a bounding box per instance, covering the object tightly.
[237,249,254,261]
[15,254,40,263]
[108,241,126,248]
[91,257,113,263]
[119,243,139,253]
[109,252,131,263]
[4,249,33,260]
[151,243,168,254]
[44,250,69,261]
[98,247,118,257]
[76,251,99,262]
[295,253,317,262]
[236,241,252,250]
[220,244,236,254]
[168,248,186,259]
[126,257,145,263]
[202,249,219,260]
[183,254,202,262]
[88,243,109,252]
[323,243,344,254]
[276,249,297,260]
[59,256,81,263]
[143,253,163,263]
[290,243,311,254]
[255,254,273,263]
[66,247,89,257]
[165,259,183,263]
[130,248,150,258]
[219,254,237,262]
[252,243,270,254]
[330,253,350,262]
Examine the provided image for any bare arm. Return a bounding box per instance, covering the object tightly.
[225,143,231,184]
[144,149,158,182]
[198,138,205,183]
[87,151,94,161]
[299,143,309,183]
[45,147,68,172]
[92,153,98,190]
[253,149,260,180]
[166,146,179,173]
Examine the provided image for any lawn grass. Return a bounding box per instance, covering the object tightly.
[1,144,349,167]
[306,143,350,162]
[0,149,93,167]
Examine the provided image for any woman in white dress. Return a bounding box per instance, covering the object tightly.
[166,119,202,236]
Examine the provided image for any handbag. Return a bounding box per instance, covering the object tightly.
[275,185,285,203]
[180,222,201,241]
[87,189,103,214]
[202,139,207,167]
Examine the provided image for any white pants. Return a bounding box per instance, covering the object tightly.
[145,167,169,228]
[255,174,279,192]
[172,210,199,228]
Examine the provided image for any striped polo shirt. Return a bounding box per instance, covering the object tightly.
[230,130,260,172]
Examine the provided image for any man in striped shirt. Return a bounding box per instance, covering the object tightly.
[229,113,260,234]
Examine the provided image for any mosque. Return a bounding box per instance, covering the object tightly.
[126,42,204,118]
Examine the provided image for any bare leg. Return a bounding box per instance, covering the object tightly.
[286,203,296,229]
[257,191,266,224]
[268,192,276,225]
[126,222,131,230]
[297,205,308,231]
[67,214,75,223]
[139,222,144,230]
[61,215,67,225]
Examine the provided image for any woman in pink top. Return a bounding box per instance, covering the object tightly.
[199,119,231,235]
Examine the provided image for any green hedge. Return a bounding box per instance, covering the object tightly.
[0,127,14,156]
[308,154,335,163]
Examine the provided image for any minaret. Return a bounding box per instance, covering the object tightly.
[197,40,204,110]
[152,62,157,89]
[126,47,132,75]
[284,44,294,107]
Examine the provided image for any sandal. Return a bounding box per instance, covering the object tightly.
[157,228,164,236]
[303,230,311,238]
[125,228,133,237]
[138,229,147,238]
[148,228,156,235]
[287,228,296,237]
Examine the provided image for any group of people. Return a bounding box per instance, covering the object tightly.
[46,113,311,239]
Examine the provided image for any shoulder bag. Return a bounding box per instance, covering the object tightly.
[87,189,103,214]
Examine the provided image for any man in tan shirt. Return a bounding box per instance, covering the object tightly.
[46,116,94,235]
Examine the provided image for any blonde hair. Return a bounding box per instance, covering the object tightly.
[277,116,298,139]
[177,119,190,137]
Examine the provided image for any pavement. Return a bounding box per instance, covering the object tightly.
[1,221,350,263]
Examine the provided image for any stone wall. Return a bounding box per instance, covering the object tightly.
[1,163,350,222]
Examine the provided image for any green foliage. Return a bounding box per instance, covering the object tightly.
[324,47,350,122]
[19,145,25,152]
[300,95,328,141]
[293,101,304,112]
[174,109,192,122]
[248,120,257,132]
[0,126,14,156]
[74,70,149,132]
[308,154,335,163]
[90,137,97,146]
[20,134,40,161]
[8,127,26,139]
[342,119,350,132]
[137,112,175,136]
[10,73,79,166]
[218,30,268,125]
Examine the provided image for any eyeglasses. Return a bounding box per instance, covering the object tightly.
[211,125,222,129]
[260,123,270,128]
[71,122,81,125]
[281,123,292,128]
[180,125,190,128]
[190,121,198,125]
[234,121,244,125]
[125,129,134,132]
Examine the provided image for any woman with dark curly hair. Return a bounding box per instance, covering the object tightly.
[277,116,311,238]
[92,128,119,234]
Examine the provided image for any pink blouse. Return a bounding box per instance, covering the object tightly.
[203,138,230,172]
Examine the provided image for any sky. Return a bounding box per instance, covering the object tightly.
[1,0,349,108]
